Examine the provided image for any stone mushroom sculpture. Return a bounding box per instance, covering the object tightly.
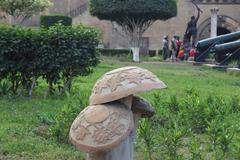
[69,66,167,160]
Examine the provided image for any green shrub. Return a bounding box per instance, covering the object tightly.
[159,126,185,160]
[0,80,11,95]
[206,118,236,158]
[182,91,209,134]
[138,119,156,160]
[148,49,163,57]
[148,50,156,57]
[50,93,89,143]
[40,15,72,28]
[168,95,180,114]
[158,49,163,56]
[0,24,100,96]
[98,48,163,58]
[146,89,240,159]
[38,24,100,96]
[0,26,39,94]
[41,87,240,158]
[97,48,132,56]
[188,136,205,160]
[230,96,240,113]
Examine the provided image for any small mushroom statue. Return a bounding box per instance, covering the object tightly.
[69,66,167,160]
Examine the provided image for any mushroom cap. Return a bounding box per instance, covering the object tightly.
[69,102,134,153]
[132,96,155,118]
[90,66,167,105]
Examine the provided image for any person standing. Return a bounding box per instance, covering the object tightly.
[162,35,169,60]
[176,36,182,58]
[171,35,178,62]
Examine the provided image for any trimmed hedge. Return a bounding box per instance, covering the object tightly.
[98,48,162,57]
[149,49,163,57]
[0,24,100,96]
[97,48,132,56]
[40,15,72,28]
[90,0,177,21]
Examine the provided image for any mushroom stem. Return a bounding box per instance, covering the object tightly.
[86,152,107,160]
[118,95,133,109]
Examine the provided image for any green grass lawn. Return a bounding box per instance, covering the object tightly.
[0,57,239,160]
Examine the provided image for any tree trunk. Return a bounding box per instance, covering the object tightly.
[131,47,140,62]
[130,27,142,63]
[11,16,17,26]
[64,77,72,93]
[28,77,36,97]
[44,82,53,98]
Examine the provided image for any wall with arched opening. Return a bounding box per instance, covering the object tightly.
[197,15,240,40]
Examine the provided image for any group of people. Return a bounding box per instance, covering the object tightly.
[162,4,201,62]
[162,35,197,62]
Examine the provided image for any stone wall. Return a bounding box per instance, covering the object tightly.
[72,0,240,49]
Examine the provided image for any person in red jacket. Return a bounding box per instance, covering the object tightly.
[178,47,185,61]
[189,46,196,57]
[176,36,182,58]
[189,46,197,61]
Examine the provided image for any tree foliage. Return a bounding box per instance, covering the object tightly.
[90,0,177,54]
[90,0,177,22]
[0,0,53,24]
[40,15,72,28]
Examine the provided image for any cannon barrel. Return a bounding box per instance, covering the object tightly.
[215,40,240,55]
[196,31,240,51]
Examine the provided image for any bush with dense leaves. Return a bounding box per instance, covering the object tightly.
[47,88,240,159]
[97,48,163,58]
[50,93,89,143]
[136,89,240,159]
[0,26,39,94]
[97,48,132,56]
[90,0,177,21]
[38,24,100,95]
[149,49,163,57]
[0,24,100,96]
[40,15,72,28]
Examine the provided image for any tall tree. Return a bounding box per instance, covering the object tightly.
[0,0,53,25]
[90,0,177,62]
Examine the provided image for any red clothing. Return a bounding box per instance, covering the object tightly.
[189,48,196,57]
[178,50,184,58]
[176,40,182,49]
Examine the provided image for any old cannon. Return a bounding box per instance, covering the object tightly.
[195,31,240,62]
[214,40,240,66]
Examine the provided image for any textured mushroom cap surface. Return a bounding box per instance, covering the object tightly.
[90,66,167,105]
[69,102,134,153]
[132,96,155,118]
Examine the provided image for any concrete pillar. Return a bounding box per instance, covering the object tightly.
[210,8,219,38]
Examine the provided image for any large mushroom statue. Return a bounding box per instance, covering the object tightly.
[69,66,167,160]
